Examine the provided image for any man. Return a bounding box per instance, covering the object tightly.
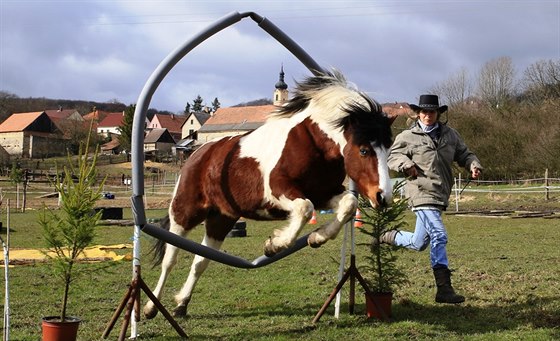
[385,94,482,304]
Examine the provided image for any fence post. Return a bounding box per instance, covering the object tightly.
[454,177,459,212]
[545,168,549,201]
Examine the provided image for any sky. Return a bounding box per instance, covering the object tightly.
[1,1,559,113]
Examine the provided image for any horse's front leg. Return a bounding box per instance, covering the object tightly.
[264,197,314,257]
[308,192,357,248]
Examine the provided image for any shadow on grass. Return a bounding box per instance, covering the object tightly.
[177,295,560,340]
[393,296,560,334]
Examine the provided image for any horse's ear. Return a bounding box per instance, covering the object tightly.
[383,113,398,126]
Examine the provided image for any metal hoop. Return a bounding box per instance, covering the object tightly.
[130,11,327,268]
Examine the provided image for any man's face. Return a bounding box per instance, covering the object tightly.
[418,109,437,126]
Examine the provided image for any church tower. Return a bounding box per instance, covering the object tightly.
[273,65,289,106]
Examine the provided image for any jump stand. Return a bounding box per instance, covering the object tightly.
[102,264,187,340]
[312,254,389,323]
[313,194,389,323]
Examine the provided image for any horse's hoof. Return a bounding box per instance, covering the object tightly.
[264,237,277,257]
[307,233,323,248]
[143,305,158,320]
[172,305,187,318]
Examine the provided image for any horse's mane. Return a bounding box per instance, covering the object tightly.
[271,69,392,148]
[335,97,393,148]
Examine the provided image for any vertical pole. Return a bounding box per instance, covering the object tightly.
[454,177,459,212]
[545,169,549,201]
[334,223,349,318]
[348,181,358,314]
[130,226,141,338]
[458,173,462,210]
[349,218,356,314]
[3,199,10,341]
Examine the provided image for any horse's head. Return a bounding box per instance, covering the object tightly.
[336,94,395,208]
[273,70,395,207]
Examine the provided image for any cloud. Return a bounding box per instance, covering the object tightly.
[1,1,558,112]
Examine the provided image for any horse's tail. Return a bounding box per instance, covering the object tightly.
[150,215,170,267]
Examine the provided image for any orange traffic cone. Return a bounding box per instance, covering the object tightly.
[354,209,363,228]
[309,210,317,224]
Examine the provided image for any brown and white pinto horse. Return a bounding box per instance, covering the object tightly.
[144,70,394,319]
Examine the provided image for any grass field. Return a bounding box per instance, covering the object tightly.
[1,198,559,340]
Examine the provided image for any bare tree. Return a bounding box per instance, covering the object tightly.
[476,56,516,109]
[430,67,473,108]
[521,59,560,103]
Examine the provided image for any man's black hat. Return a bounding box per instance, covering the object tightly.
[409,94,448,114]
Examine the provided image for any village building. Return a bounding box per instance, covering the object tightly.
[100,136,122,155]
[44,108,89,141]
[197,67,289,143]
[181,112,211,140]
[147,114,186,142]
[273,65,289,106]
[83,107,112,123]
[144,128,176,161]
[83,108,113,132]
[97,112,125,138]
[197,105,274,143]
[44,108,83,122]
[0,111,66,158]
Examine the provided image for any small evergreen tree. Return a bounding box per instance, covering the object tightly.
[211,97,220,113]
[9,162,27,212]
[358,181,409,293]
[39,133,106,321]
[192,95,204,112]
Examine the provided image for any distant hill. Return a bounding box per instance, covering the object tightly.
[0,91,174,122]
[0,91,272,123]
[231,98,272,107]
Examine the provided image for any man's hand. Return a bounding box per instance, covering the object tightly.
[404,166,418,178]
[471,167,481,179]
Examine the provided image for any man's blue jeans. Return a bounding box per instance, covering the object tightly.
[394,208,449,268]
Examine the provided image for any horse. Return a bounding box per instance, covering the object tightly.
[143,70,395,319]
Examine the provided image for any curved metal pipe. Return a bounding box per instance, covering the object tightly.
[142,223,310,269]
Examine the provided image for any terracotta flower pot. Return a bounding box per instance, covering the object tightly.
[41,316,81,341]
[365,292,392,320]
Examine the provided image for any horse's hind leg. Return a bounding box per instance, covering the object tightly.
[308,192,357,247]
[170,234,223,317]
[172,213,238,318]
[143,219,188,319]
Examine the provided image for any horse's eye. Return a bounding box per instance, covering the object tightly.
[359,148,369,156]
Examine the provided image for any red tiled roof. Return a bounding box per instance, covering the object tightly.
[205,105,274,126]
[150,114,186,133]
[0,111,45,132]
[101,136,121,151]
[97,112,124,128]
[44,109,78,120]
[144,128,175,143]
[83,109,112,122]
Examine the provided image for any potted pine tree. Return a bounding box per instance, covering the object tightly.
[39,135,105,341]
[358,181,409,320]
